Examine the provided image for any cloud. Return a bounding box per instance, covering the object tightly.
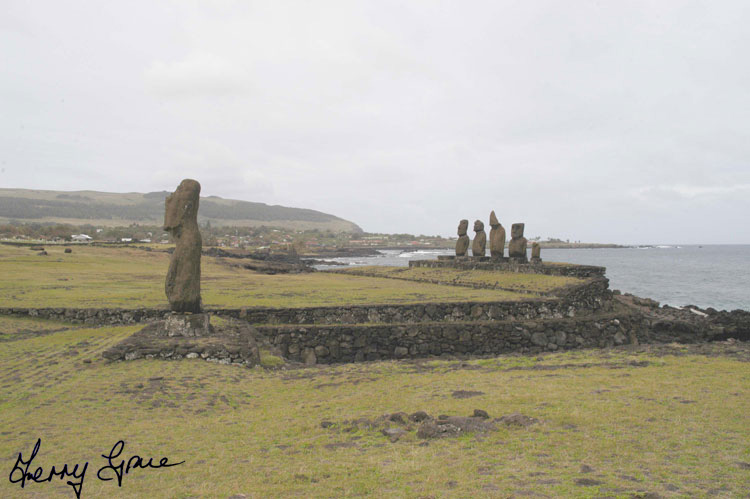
[631,183,750,201]
[144,51,250,97]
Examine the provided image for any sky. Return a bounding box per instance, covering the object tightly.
[1,1,749,244]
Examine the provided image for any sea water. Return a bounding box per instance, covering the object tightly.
[316,245,750,311]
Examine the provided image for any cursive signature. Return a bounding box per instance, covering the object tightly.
[8,438,184,498]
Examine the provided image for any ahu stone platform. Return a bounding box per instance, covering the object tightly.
[411,257,605,279]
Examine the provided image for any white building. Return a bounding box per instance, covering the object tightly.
[71,234,92,242]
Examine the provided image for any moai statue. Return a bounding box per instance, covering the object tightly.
[489,210,506,259]
[164,179,202,313]
[531,242,542,263]
[472,220,487,257]
[508,223,528,261]
[455,219,470,256]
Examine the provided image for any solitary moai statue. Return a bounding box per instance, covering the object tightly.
[472,220,487,257]
[164,179,202,313]
[489,211,506,259]
[508,223,528,261]
[531,242,542,263]
[455,219,470,256]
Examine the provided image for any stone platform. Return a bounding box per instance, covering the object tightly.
[411,257,605,278]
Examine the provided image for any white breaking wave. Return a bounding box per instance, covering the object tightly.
[398,250,448,258]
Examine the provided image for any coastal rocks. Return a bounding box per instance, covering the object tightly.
[508,223,528,262]
[455,219,470,256]
[472,220,487,257]
[164,179,202,313]
[531,242,542,263]
[489,211,506,259]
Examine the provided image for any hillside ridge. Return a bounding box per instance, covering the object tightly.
[0,188,363,233]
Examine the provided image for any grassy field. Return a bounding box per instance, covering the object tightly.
[332,265,583,293]
[0,319,748,497]
[0,244,532,309]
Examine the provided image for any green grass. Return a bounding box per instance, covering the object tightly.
[0,318,748,497]
[0,315,75,341]
[0,244,534,309]
[333,265,583,293]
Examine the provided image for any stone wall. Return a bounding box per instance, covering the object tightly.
[0,307,168,325]
[410,258,606,278]
[255,312,649,364]
[0,276,612,327]
[0,288,612,328]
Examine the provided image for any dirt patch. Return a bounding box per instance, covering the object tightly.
[497,413,539,427]
[575,478,604,486]
[323,409,540,442]
[451,390,485,399]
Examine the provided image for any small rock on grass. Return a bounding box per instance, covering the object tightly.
[497,413,538,427]
[388,412,409,424]
[381,428,407,442]
[409,411,431,422]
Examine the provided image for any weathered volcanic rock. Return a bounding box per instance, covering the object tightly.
[489,211,506,259]
[472,220,487,257]
[164,179,202,313]
[508,223,528,261]
[531,241,542,263]
[455,219,470,256]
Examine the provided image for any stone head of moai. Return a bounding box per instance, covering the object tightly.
[511,223,525,239]
[457,219,469,237]
[489,211,501,228]
[164,179,201,233]
[474,220,484,232]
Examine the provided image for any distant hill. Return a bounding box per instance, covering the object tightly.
[0,188,363,233]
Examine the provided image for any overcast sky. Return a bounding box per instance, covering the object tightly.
[1,1,749,244]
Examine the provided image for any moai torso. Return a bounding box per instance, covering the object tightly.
[489,210,505,258]
[472,220,487,257]
[508,223,528,260]
[164,179,202,313]
[455,219,470,256]
[531,242,541,260]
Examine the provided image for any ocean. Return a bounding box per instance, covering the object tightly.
[316,245,750,311]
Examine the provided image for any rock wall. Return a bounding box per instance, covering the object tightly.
[0,276,612,327]
[410,258,606,278]
[0,283,612,327]
[256,313,648,364]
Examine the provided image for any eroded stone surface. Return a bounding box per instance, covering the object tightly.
[472,220,487,257]
[489,211,506,259]
[164,179,202,313]
[456,219,470,256]
[508,223,528,261]
[531,242,542,263]
[163,313,212,337]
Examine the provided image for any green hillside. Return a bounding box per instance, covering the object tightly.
[0,188,362,233]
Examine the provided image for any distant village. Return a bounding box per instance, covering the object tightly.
[0,221,613,251]
[0,222,456,251]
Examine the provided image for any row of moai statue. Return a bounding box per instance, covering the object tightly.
[456,211,541,262]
